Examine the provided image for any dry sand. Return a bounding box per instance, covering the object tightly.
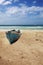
[0,30,43,65]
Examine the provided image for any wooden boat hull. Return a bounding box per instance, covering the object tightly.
[6,31,21,44]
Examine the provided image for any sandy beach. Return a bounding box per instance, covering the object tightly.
[0,30,43,65]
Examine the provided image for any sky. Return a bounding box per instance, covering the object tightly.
[0,0,43,25]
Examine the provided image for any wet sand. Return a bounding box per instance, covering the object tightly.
[0,30,43,65]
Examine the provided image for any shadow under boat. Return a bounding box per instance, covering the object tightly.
[6,30,21,44]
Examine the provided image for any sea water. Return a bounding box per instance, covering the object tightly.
[0,25,43,30]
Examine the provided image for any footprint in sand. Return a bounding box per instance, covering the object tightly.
[0,56,2,59]
[35,39,39,41]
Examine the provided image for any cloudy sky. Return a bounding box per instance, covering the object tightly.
[0,0,43,25]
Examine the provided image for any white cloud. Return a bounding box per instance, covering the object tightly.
[0,0,19,5]
[0,0,12,5]
[6,5,29,16]
[0,5,43,25]
[5,5,43,17]
[0,2,43,18]
[0,0,5,4]
[3,1,11,5]
[6,7,19,15]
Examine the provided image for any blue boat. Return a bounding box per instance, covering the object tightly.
[6,30,21,44]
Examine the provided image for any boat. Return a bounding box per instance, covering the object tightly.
[6,30,21,44]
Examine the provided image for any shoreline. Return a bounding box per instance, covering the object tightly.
[0,29,43,32]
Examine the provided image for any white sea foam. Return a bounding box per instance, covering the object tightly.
[0,26,43,31]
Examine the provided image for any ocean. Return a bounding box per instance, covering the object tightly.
[0,25,43,30]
